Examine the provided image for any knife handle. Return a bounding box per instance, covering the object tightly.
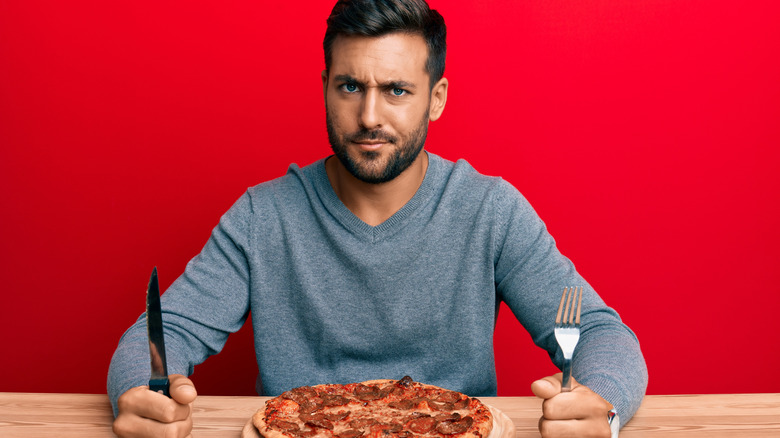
[149,378,170,397]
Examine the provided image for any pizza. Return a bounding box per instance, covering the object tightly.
[252,376,493,438]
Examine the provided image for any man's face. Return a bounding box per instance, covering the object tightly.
[323,33,437,184]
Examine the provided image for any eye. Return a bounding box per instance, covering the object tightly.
[341,83,359,93]
[391,87,406,96]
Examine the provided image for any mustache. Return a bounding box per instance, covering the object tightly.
[345,129,397,144]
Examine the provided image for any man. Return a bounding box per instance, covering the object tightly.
[109,1,647,437]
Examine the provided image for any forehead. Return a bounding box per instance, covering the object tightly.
[329,33,429,84]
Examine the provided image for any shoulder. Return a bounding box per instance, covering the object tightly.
[428,153,527,210]
[429,154,545,241]
[239,159,326,212]
[246,160,323,197]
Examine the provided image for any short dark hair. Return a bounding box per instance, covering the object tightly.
[323,0,447,89]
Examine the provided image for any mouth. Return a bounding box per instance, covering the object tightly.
[351,139,391,151]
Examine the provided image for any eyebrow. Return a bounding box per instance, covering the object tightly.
[333,74,417,91]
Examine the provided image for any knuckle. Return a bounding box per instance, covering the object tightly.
[161,422,179,438]
[538,419,552,437]
[159,402,179,423]
[117,386,144,412]
[116,393,132,411]
[112,416,130,437]
[542,401,559,419]
[160,418,191,438]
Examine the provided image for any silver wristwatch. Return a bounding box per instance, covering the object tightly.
[608,408,620,437]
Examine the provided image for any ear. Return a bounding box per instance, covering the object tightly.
[322,70,329,105]
[428,77,448,121]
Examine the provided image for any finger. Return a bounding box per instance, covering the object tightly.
[113,410,193,438]
[540,416,611,438]
[542,386,613,421]
[542,394,592,420]
[538,417,572,438]
[169,374,198,405]
[569,383,613,415]
[120,385,191,423]
[539,418,586,438]
[531,373,563,400]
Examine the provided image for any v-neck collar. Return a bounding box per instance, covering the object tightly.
[311,152,440,243]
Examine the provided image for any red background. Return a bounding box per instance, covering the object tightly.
[1,0,779,397]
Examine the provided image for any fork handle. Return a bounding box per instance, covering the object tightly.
[561,359,573,392]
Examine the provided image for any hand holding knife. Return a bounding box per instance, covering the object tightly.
[146,266,170,397]
[112,268,196,437]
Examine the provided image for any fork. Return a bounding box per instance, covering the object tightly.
[554,286,583,392]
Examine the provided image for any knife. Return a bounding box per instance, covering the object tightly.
[146,266,170,397]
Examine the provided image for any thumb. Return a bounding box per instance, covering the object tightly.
[531,373,563,400]
[169,374,198,405]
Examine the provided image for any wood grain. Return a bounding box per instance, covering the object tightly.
[0,392,778,437]
[620,394,780,437]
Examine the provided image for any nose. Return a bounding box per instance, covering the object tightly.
[358,89,382,130]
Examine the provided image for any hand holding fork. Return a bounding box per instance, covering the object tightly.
[531,286,618,437]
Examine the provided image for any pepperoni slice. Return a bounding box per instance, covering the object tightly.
[325,411,351,421]
[370,422,403,434]
[453,398,469,410]
[396,376,414,388]
[436,416,474,435]
[389,399,415,410]
[301,414,334,430]
[407,416,438,433]
[268,419,300,432]
[291,429,318,438]
[427,400,455,411]
[299,401,321,414]
[350,418,379,429]
[433,391,462,404]
[338,430,364,438]
[298,413,323,422]
[354,384,383,401]
[321,394,350,407]
[282,387,316,405]
[434,413,461,423]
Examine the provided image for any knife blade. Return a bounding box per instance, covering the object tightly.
[146,266,170,397]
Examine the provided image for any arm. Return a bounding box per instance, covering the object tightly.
[492,181,648,425]
[107,191,253,421]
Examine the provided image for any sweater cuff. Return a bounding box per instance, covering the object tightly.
[578,372,642,426]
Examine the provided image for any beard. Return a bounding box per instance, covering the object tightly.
[326,109,429,184]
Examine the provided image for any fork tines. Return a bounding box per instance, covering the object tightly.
[554,286,583,392]
[556,286,583,327]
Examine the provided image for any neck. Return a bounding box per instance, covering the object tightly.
[325,151,429,227]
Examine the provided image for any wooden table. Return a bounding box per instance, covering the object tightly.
[1,392,779,437]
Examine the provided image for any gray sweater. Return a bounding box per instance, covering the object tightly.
[108,153,647,422]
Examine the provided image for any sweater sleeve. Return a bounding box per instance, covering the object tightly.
[491,180,648,425]
[107,192,253,416]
